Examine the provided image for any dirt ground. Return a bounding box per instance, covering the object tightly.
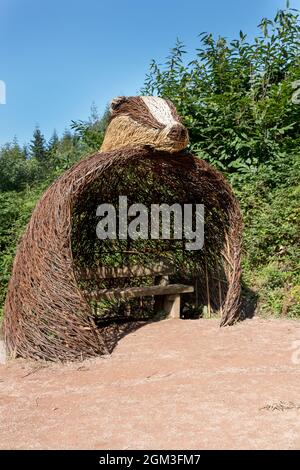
[1,317,300,450]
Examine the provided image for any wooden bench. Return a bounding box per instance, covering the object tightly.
[80,262,194,319]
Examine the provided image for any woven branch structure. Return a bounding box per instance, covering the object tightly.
[4,145,242,361]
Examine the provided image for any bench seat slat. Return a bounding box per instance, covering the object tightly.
[84,284,194,300]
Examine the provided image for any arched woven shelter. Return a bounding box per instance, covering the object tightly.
[4,145,242,361]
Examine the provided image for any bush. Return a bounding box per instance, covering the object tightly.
[142,6,300,172]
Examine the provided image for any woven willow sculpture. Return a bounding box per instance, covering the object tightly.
[4,96,243,361]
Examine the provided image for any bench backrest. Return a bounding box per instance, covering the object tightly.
[79,262,173,280]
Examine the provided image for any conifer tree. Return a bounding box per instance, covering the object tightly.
[29,127,47,164]
[48,129,59,154]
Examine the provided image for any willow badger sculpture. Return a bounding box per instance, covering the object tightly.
[102,96,189,153]
[4,96,243,361]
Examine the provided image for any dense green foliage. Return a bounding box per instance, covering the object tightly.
[236,152,300,317]
[142,4,300,317]
[142,6,300,173]
[0,4,299,319]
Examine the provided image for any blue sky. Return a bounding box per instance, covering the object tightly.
[0,0,296,146]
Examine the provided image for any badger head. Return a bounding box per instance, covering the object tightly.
[100,96,189,153]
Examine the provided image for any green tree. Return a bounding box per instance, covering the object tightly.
[0,140,28,191]
[48,129,59,155]
[71,103,109,150]
[29,126,48,164]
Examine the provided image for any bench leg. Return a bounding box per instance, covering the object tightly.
[154,275,169,315]
[163,294,180,319]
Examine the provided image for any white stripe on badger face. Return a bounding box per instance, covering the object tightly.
[141,96,177,128]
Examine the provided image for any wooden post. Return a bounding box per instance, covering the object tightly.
[154,275,169,314]
[163,294,180,319]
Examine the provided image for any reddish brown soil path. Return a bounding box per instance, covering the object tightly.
[1,317,300,450]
